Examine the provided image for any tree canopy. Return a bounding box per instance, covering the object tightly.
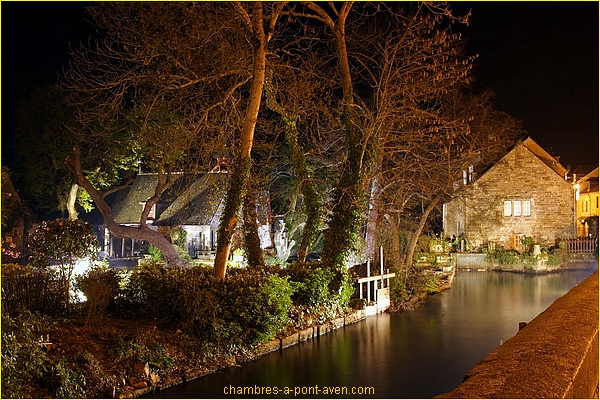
[8,1,526,274]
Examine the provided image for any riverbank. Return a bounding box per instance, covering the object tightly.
[458,259,598,274]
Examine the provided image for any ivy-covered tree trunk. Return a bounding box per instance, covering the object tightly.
[264,73,323,262]
[312,2,377,270]
[243,184,264,267]
[214,2,283,280]
[364,149,384,260]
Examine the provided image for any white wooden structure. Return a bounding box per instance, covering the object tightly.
[356,247,395,316]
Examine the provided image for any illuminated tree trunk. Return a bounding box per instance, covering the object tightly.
[66,182,79,220]
[264,73,323,262]
[65,147,189,269]
[214,2,283,280]
[404,196,441,269]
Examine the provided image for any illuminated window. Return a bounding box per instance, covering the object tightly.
[523,200,531,216]
[504,200,531,217]
[140,202,156,220]
[513,201,522,216]
[503,201,512,216]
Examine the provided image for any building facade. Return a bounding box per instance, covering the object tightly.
[574,167,599,238]
[443,138,575,251]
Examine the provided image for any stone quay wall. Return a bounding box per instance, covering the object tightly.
[437,269,599,399]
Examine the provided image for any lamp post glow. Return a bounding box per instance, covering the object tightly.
[574,183,580,237]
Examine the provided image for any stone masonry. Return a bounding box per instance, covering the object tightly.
[444,140,574,249]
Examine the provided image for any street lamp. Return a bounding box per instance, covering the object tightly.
[574,183,580,238]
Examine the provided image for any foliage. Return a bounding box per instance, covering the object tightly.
[282,262,353,324]
[122,262,294,346]
[29,219,98,268]
[145,244,163,261]
[1,309,53,398]
[484,246,520,265]
[520,235,535,253]
[42,357,87,399]
[73,262,120,324]
[170,227,192,262]
[109,335,174,372]
[1,263,64,316]
[29,219,98,310]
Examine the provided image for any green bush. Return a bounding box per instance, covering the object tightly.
[282,262,352,324]
[108,334,174,372]
[29,219,98,311]
[122,262,294,346]
[1,263,63,316]
[485,246,519,265]
[73,262,121,323]
[1,309,53,398]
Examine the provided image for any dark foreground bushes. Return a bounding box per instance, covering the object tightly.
[120,264,295,346]
[1,260,353,398]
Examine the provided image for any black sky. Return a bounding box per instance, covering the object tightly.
[2,2,598,168]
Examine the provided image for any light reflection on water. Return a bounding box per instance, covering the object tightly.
[146,267,596,399]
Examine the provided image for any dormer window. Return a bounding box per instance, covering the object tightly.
[140,201,156,220]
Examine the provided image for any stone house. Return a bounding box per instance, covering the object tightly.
[105,171,272,262]
[443,137,575,251]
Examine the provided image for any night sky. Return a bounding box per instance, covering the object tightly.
[2,2,598,168]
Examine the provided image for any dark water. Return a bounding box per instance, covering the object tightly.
[147,268,596,399]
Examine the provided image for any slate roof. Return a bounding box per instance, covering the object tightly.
[112,173,225,225]
[155,172,229,226]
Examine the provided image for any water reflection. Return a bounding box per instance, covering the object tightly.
[146,267,596,399]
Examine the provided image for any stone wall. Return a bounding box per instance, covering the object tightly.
[437,269,599,399]
[444,142,574,249]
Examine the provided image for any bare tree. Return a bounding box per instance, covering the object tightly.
[213,2,286,280]
[62,3,252,269]
[379,90,523,273]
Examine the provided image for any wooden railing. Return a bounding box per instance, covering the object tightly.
[563,237,598,253]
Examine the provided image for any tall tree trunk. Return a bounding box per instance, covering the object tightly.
[243,184,264,267]
[404,196,442,269]
[264,73,323,262]
[65,147,189,269]
[384,213,402,267]
[66,182,79,220]
[309,2,376,270]
[365,149,384,259]
[214,2,282,279]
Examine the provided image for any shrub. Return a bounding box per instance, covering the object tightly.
[29,219,98,311]
[122,262,294,346]
[1,308,53,398]
[485,246,519,265]
[282,262,352,324]
[1,263,63,316]
[73,262,121,324]
[108,334,174,373]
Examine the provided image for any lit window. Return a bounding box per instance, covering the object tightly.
[503,201,512,216]
[523,200,531,216]
[140,202,156,220]
[513,201,522,216]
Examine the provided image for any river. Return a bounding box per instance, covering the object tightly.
[146,267,596,399]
